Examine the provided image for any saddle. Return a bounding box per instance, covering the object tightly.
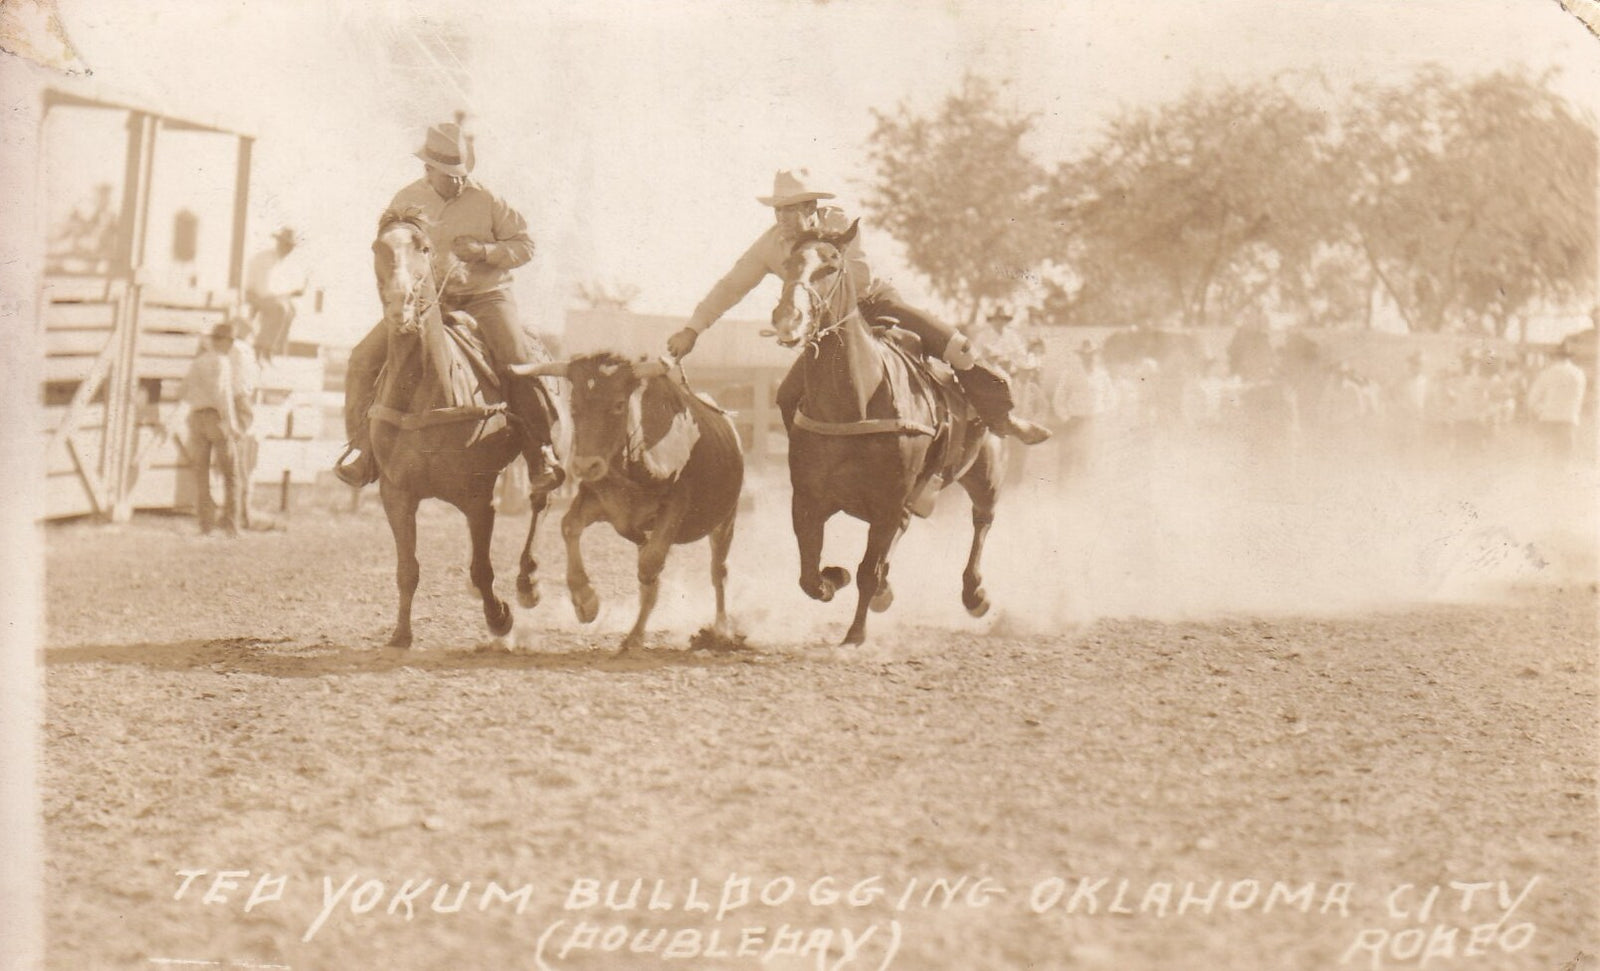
[368,311,509,435]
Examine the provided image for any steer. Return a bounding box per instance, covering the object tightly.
[511,353,743,651]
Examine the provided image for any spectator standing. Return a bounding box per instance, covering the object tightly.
[179,323,247,536]
[1050,341,1096,477]
[1525,344,1588,466]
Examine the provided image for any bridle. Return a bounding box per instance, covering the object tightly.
[783,240,856,353]
[377,217,445,336]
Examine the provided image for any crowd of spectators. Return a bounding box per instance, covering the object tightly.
[968,313,1594,487]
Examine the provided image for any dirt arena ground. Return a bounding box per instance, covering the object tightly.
[39,447,1600,970]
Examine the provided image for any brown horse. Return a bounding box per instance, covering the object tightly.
[367,209,559,647]
[770,225,1001,645]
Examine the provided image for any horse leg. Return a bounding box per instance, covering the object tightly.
[708,508,737,635]
[870,512,910,613]
[843,515,899,646]
[467,493,512,639]
[959,434,1002,617]
[516,486,549,608]
[380,483,420,648]
[622,501,687,654]
[793,491,847,601]
[561,488,604,625]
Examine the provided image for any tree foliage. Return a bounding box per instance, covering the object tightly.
[864,66,1596,336]
[1338,67,1596,334]
[863,74,1052,324]
[1049,79,1337,329]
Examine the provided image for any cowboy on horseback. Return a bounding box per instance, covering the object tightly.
[336,120,561,493]
[666,169,1051,446]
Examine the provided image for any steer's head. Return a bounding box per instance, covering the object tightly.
[515,354,675,483]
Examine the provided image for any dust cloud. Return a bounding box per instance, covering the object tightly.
[571,418,1593,652]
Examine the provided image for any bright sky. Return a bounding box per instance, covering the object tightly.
[46,0,1600,346]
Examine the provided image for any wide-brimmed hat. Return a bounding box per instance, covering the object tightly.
[987,305,1014,323]
[415,122,472,177]
[757,169,836,208]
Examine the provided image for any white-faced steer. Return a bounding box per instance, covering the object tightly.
[511,353,743,651]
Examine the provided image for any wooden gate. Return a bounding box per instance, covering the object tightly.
[39,85,254,520]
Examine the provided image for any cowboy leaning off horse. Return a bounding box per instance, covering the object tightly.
[666,169,1052,447]
[337,122,561,493]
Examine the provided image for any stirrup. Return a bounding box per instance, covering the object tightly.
[333,447,378,488]
[528,464,564,496]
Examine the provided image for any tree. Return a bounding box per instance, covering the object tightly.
[863,74,1054,325]
[1048,78,1337,329]
[1338,67,1596,335]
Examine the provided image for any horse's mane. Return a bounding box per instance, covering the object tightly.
[377,206,432,248]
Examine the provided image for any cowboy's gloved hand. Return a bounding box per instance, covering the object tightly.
[451,236,488,262]
[666,327,699,359]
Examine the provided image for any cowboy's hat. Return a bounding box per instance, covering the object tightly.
[415,122,472,177]
[757,169,836,208]
[987,305,1015,323]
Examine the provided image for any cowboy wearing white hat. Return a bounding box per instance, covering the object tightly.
[414,120,474,177]
[336,119,561,495]
[666,169,1050,445]
[244,224,309,364]
[756,169,836,207]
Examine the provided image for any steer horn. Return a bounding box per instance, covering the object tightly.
[630,356,673,380]
[509,360,569,379]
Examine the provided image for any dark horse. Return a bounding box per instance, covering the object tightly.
[367,209,559,647]
[770,224,1001,645]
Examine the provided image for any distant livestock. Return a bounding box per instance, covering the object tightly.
[512,353,743,651]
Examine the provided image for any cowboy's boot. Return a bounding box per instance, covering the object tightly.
[996,414,1052,445]
[527,444,564,496]
[954,362,1053,446]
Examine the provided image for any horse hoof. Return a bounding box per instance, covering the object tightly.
[572,588,600,625]
[841,629,867,647]
[820,566,851,588]
[388,632,413,649]
[870,583,894,613]
[802,579,835,602]
[964,587,990,617]
[517,578,540,609]
[487,600,514,638]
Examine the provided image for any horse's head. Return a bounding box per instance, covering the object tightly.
[770,221,860,349]
[373,208,436,336]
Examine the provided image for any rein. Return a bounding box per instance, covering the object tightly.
[799,260,854,351]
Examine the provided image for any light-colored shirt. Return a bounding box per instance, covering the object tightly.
[1526,359,1587,425]
[244,247,310,302]
[180,348,243,430]
[1050,354,1092,420]
[388,178,535,299]
[971,322,1031,373]
[686,205,877,334]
